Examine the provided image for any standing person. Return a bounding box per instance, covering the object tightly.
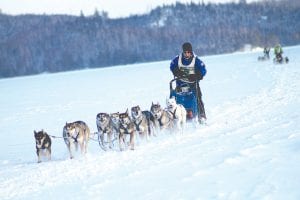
[170,42,207,124]
[274,44,283,62]
[263,47,270,59]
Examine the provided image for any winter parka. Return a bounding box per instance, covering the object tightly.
[170,53,206,86]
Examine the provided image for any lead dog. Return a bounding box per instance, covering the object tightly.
[34,130,52,163]
[118,109,136,151]
[150,102,174,131]
[96,112,114,150]
[166,97,187,133]
[63,121,90,159]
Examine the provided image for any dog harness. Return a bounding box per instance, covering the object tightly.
[119,121,133,135]
[133,118,143,131]
[168,107,177,119]
[71,133,79,143]
[36,135,49,149]
[99,126,111,134]
[157,110,173,128]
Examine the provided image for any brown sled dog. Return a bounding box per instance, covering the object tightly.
[118,109,136,151]
[63,121,90,159]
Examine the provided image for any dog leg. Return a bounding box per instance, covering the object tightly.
[108,133,113,149]
[146,130,150,141]
[75,142,78,152]
[84,140,88,154]
[68,143,74,159]
[47,147,51,161]
[37,149,41,163]
[99,133,105,149]
[84,132,89,153]
[119,133,124,151]
[129,132,135,150]
[80,141,85,155]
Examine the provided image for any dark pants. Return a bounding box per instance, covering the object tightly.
[187,82,206,120]
[175,80,206,120]
[195,82,206,119]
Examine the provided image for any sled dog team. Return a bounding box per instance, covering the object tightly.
[34,97,187,163]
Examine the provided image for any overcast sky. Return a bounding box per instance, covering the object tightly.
[0,0,259,18]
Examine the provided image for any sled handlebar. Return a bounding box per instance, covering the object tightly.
[170,78,197,84]
[169,78,197,91]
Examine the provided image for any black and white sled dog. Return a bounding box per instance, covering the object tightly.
[166,97,187,133]
[96,112,115,150]
[118,109,136,151]
[131,105,156,140]
[34,130,52,163]
[150,102,174,131]
[63,121,90,159]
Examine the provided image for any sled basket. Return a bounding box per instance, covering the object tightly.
[169,78,199,120]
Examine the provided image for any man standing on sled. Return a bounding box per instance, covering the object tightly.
[170,42,207,124]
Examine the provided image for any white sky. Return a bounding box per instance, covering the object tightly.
[0,0,259,18]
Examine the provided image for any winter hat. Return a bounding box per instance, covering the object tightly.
[182,42,193,52]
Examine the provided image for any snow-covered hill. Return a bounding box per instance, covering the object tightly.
[0,46,300,199]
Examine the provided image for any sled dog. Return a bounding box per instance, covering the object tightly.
[96,112,114,150]
[150,102,174,131]
[118,109,136,151]
[131,105,155,140]
[63,121,90,159]
[110,112,120,134]
[166,97,187,133]
[34,130,52,163]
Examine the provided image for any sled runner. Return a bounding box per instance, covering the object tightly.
[257,54,270,61]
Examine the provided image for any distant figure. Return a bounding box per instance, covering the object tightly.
[263,47,270,59]
[274,44,283,62]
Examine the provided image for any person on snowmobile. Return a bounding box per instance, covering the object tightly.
[274,44,283,62]
[170,42,207,123]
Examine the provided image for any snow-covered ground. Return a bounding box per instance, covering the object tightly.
[0,46,299,199]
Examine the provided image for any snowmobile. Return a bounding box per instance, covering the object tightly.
[169,78,202,123]
[273,55,289,64]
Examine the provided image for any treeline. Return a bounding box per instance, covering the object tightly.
[0,0,299,78]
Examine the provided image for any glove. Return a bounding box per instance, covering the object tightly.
[173,67,188,79]
[188,73,203,82]
[188,74,197,82]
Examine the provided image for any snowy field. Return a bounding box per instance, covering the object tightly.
[0,46,300,199]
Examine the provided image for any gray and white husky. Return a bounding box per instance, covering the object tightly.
[96,112,115,150]
[118,109,136,151]
[63,121,90,159]
[150,102,174,131]
[166,97,187,133]
[110,112,120,134]
[131,105,156,140]
[34,129,52,163]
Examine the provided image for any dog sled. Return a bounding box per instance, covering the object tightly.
[257,54,270,61]
[169,78,203,123]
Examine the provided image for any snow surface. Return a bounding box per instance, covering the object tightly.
[0,46,300,199]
